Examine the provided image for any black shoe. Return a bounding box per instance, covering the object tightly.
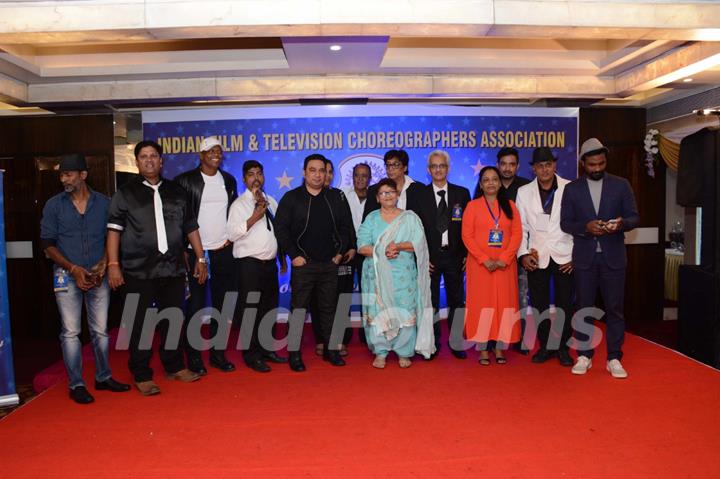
[531,349,556,364]
[94,378,131,392]
[263,352,288,364]
[288,352,306,372]
[188,358,208,376]
[557,349,574,367]
[513,343,530,355]
[247,358,271,373]
[209,354,236,372]
[323,350,346,366]
[450,348,467,359]
[69,386,95,404]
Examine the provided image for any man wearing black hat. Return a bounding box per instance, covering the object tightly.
[561,138,639,378]
[515,147,574,366]
[274,153,354,371]
[40,154,130,404]
[175,136,238,375]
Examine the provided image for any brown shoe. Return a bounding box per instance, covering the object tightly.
[135,380,161,396]
[166,368,200,382]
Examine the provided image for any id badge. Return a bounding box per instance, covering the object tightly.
[536,214,551,232]
[451,204,463,222]
[54,268,69,292]
[488,228,504,248]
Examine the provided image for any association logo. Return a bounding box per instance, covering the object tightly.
[336,153,386,189]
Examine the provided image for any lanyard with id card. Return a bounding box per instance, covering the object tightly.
[451,204,463,222]
[484,197,504,248]
[54,268,69,292]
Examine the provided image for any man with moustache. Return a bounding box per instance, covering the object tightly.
[495,147,531,354]
[226,160,288,373]
[274,153,354,371]
[362,149,422,219]
[175,136,238,375]
[561,138,639,378]
[515,147,574,367]
[41,154,130,404]
[107,140,207,396]
[413,150,470,360]
[345,163,371,345]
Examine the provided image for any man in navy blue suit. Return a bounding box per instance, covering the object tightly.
[560,138,639,379]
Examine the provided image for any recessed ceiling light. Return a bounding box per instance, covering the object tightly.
[683,78,694,83]
[329,45,342,52]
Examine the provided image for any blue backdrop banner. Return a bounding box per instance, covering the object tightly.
[0,170,19,407]
[143,105,579,308]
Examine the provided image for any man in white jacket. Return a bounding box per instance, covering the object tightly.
[516,147,575,366]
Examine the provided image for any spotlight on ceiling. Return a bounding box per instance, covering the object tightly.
[329,45,342,52]
[683,78,694,83]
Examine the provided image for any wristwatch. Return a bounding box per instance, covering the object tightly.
[197,257,207,264]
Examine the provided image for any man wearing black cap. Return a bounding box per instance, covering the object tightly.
[175,136,238,375]
[40,154,130,404]
[515,147,574,366]
[274,153,354,371]
[561,138,639,378]
[106,140,208,396]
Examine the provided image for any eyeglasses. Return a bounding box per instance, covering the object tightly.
[385,162,403,170]
[378,190,398,197]
[429,164,448,170]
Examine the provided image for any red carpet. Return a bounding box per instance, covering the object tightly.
[2,330,719,478]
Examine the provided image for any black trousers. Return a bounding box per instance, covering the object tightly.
[526,258,574,351]
[125,276,186,382]
[574,253,626,361]
[237,257,279,363]
[311,262,354,346]
[184,246,238,361]
[290,261,339,352]
[430,250,466,351]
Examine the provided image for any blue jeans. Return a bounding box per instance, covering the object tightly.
[54,269,112,389]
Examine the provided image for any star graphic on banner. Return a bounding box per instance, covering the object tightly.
[276,170,294,189]
[470,160,483,176]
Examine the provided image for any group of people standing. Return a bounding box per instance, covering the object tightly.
[41,134,638,404]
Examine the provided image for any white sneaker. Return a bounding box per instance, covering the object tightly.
[571,356,592,375]
[606,359,628,379]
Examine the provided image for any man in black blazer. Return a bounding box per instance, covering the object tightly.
[414,150,471,359]
[362,149,423,219]
[560,138,639,379]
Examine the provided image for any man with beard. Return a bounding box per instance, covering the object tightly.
[175,136,238,375]
[226,160,288,372]
[561,138,639,378]
[41,154,130,404]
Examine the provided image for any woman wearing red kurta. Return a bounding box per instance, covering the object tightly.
[462,166,522,365]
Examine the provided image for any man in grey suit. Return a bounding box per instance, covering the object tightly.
[560,138,639,378]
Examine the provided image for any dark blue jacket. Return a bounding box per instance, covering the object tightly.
[560,173,639,270]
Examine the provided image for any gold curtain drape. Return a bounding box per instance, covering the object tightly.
[658,134,680,171]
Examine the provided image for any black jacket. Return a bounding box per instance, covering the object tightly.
[274,185,354,261]
[174,167,238,219]
[362,180,423,220]
[414,182,471,263]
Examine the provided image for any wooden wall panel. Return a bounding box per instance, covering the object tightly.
[0,115,115,340]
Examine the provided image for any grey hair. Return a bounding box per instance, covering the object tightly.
[427,149,450,167]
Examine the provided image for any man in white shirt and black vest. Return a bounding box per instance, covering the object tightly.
[226,160,288,373]
[175,136,238,375]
